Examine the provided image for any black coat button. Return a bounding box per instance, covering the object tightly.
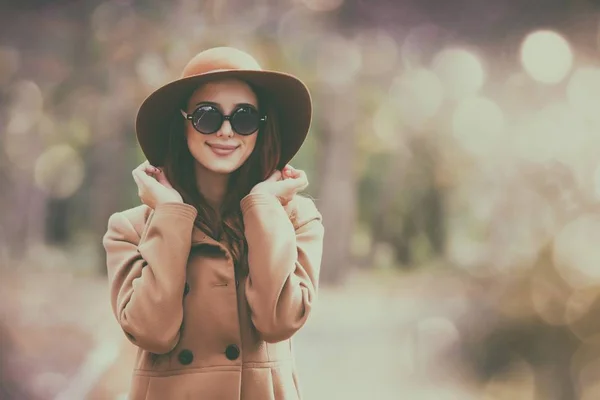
[225,344,240,360]
[178,349,194,365]
[184,282,190,296]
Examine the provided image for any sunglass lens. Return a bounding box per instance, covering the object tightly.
[231,107,260,135]
[192,106,222,134]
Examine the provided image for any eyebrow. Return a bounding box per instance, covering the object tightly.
[194,101,258,109]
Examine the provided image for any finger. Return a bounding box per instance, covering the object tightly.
[138,159,159,175]
[132,170,149,191]
[155,170,173,188]
[288,170,308,188]
[283,166,296,179]
[278,175,307,192]
[285,165,303,179]
[135,160,150,172]
[284,164,297,174]
[144,165,160,175]
[295,169,308,183]
[133,169,156,188]
[132,172,145,199]
[134,160,159,175]
[132,171,141,187]
[266,170,282,182]
[132,168,142,181]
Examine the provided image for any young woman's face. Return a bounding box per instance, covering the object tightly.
[184,79,259,175]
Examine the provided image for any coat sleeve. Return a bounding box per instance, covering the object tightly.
[241,193,324,343]
[102,202,197,354]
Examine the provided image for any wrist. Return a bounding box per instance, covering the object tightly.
[155,197,183,207]
[152,202,198,221]
[241,192,283,213]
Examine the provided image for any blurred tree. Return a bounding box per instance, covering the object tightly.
[316,89,358,284]
[359,134,446,268]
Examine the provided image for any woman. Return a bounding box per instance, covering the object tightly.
[103,47,324,400]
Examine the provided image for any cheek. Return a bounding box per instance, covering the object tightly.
[186,130,205,153]
[243,135,257,154]
[185,126,197,142]
[238,135,257,163]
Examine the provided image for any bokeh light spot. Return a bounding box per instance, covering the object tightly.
[512,103,587,167]
[567,67,600,124]
[277,7,326,68]
[520,30,573,84]
[372,101,404,152]
[7,80,43,136]
[401,23,444,67]
[34,145,85,199]
[389,68,444,130]
[432,48,485,100]
[566,288,600,342]
[356,30,399,76]
[136,53,169,89]
[451,96,505,156]
[553,214,600,288]
[315,34,362,87]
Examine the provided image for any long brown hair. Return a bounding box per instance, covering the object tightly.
[163,84,281,274]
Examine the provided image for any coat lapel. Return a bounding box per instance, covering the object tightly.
[191,225,223,247]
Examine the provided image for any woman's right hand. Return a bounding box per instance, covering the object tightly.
[132,161,183,209]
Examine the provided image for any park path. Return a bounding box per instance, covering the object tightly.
[2,269,480,400]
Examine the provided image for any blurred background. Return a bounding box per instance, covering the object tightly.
[4,0,600,399]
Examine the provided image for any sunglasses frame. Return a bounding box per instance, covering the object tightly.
[180,104,267,136]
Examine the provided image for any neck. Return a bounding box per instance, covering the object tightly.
[194,162,229,211]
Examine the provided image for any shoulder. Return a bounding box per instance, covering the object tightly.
[105,204,153,239]
[285,194,322,228]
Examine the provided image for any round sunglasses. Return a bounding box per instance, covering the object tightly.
[181,103,267,136]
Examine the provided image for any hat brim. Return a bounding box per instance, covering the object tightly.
[135,69,312,169]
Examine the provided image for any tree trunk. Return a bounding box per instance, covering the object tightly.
[316,89,357,285]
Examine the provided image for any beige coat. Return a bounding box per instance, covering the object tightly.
[102,192,324,400]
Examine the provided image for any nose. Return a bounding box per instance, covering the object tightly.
[216,119,234,138]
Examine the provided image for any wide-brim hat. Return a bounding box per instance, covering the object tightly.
[135,47,312,169]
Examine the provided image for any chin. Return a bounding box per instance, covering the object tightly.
[200,155,246,175]
[208,164,242,174]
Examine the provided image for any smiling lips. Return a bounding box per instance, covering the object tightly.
[207,142,239,156]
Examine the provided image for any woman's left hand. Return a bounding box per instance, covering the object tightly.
[250,165,308,206]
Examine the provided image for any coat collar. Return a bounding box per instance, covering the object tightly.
[190,225,235,263]
[191,225,222,247]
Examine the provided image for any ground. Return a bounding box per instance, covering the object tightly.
[2,269,489,400]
